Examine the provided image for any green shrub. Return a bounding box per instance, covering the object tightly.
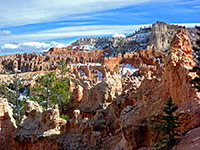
[61,114,70,120]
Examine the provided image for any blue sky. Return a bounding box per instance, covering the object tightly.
[0,0,200,55]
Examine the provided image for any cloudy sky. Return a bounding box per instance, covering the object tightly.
[0,0,200,55]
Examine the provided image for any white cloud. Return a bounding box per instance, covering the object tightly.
[177,0,200,5]
[1,43,18,49]
[0,24,150,45]
[0,0,164,28]
[49,41,66,48]
[193,5,200,9]
[112,33,126,38]
[0,30,11,36]
[175,23,200,27]
[0,41,66,53]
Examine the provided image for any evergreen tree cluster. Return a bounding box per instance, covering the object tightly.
[30,62,71,112]
[0,72,26,125]
[0,61,72,124]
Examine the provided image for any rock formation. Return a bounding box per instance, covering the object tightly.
[78,74,122,114]
[63,28,200,149]
[162,29,197,104]
[14,100,66,150]
[148,21,198,52]
[0,25,200,150]
[71,21,198,55]
[172,126,200,150]
[116,29,200,149]
[0,98,16,150]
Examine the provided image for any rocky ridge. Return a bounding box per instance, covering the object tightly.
[72,21,198,54]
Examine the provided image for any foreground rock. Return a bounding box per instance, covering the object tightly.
[172,127,200,150]
[14,100,66,150]
[0,98,16,150]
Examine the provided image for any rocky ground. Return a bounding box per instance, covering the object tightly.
[0,27,200,150]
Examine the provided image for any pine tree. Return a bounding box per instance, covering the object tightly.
[0,71,25,125]
[30,72,56,109]
[190,26,200,91]
[13,72,21,123]
[52,78,71,113]
[56,60,71,80]
[30,62,71,111]
[52,61,72,113]
[156,97,181,149]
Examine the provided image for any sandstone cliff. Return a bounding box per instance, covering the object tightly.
[148,21,198,52]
